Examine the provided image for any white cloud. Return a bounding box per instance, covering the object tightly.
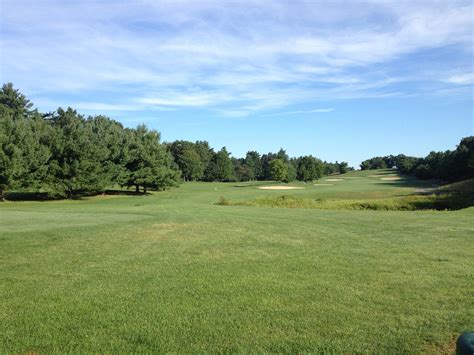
[1,0,472,117]
[270,108,335,116]
[444,73,474,85]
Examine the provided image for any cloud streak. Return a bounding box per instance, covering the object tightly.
[1,0,472,117]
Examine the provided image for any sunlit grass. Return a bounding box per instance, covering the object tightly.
[1,170,473,352]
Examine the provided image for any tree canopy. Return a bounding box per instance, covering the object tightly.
[0,83,179,199]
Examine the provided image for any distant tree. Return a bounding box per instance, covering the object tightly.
[276,148,289,163]
[232,157,250,182]
[338,161,350,174]
[181,148,204,181]
[297,155,320,181]
[168,140,203,181]
[269,158,288,182]
[194,140,212,173]
[450,136,474,180]
[260,152,276,180]
[360,157,387,170]
[205,147,233,182]
[286,161,297,182]
[245,151,262,180]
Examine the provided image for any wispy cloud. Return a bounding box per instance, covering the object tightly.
[1,0,472,117]
[444,73,474,85]
[268,108,335,116]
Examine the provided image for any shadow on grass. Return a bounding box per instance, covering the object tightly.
[3,191,60,201]
[2,189,150,201]
[376,178,440,190]
[409,193,474,211]
[104,189,151,196]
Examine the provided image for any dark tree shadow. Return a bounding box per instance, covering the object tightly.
[2,189,151,201]
[376,177,440,189]
[104,189,151,196]
[3,192,60,201]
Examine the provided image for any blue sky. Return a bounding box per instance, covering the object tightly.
[1,0,472,167]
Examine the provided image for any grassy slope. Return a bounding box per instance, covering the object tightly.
[0,170,473,353]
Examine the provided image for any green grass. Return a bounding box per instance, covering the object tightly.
[218,178,474,211]
[1,170,473,353]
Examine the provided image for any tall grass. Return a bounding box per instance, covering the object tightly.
[217,192,474,211]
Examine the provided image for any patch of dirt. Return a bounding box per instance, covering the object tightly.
[257,186,304,190]
[380,177,402,181]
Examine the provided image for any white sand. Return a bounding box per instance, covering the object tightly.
[325,179,344,182]
[257,186,304,190]
[314,183,334,186]
[380,177,402,181]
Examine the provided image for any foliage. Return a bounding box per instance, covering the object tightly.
[0,83,179,199]
[204,147,233,182]
[296,155,323,181]
[269,158,288,182]
[168,140,206,181]
[361,139,474,183]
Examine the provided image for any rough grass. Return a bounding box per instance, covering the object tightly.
[217,192,474,211]
[218,177,474,211]
[1,170,473,353]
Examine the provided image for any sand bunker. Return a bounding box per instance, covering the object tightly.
[380,177,402,181]
[314,183,334,186]
[325,179,344,182]
[258,186,304,190]
[369,175,386,178]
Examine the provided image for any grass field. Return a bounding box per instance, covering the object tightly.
[1,170,473,353]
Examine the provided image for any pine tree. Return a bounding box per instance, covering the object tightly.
[120,125,179,193]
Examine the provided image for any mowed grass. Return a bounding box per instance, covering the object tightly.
[1,170,473,353]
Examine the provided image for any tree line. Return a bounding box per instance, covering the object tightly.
[0,83,179,199]
[0,83,351,199]
[167,140,352,183]
[360,137,474,182]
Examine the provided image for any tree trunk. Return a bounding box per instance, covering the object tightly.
[135,184,139,193]
[143,186,147,194]
[0,188,4,202]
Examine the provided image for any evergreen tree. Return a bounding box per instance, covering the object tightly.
[88,115,126,190]
[0,84,50,199]
[0,83,34,120]
[47,108,105,197]
[120,125,178,193]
